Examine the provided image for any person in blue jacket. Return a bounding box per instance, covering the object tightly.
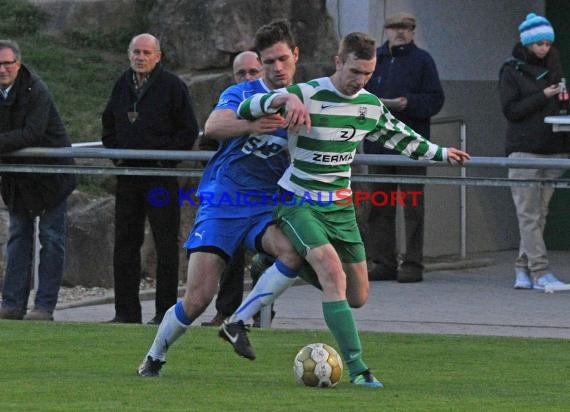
[363,12,444,283]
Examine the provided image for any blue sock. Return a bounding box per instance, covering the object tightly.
[230,259,297,323]
[175,301,192,326]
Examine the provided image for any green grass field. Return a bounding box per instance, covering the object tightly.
[0,321,568,411]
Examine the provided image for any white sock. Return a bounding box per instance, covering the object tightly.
[147,302,190,361]
[230,259,297,323]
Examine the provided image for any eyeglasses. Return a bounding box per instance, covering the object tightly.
[234,68,262,78]
[385,24,415,31]
[0,60,18,69]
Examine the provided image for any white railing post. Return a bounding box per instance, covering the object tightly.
[430,117,468,259]
[460,122,467,259]
[259,306,272,328]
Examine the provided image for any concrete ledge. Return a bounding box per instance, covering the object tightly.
[425,257,495,272]
[56,257,495,310]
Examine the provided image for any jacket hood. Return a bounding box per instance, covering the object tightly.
[512,42,547,66]
[505,43,549,80]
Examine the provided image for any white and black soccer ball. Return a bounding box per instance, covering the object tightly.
[293,343,343,388]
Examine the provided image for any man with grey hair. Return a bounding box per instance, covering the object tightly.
[102,33,200,325]
[0,39,76,321]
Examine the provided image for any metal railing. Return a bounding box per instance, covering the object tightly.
[4,144,570,324]
[4,144,570,259]
[4,146,570,179]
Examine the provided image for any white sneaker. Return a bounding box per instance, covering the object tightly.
[513,268,532,289]
[532,273,566,291]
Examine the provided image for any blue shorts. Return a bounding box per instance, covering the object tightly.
[184,213,274,260]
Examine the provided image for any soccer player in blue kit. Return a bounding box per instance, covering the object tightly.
[137,19,305,377]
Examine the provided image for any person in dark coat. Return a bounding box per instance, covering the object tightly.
[499,13,568,291]
[102,33,200,324]
[0,39,76,321]
[363,12,444,283]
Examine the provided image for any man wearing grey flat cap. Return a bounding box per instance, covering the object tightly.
[363,12,445,284]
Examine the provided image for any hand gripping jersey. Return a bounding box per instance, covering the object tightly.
[193,79,289,221]
[238,77,447,201]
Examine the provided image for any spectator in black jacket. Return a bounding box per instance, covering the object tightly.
[363,12,444,283]
[102,33,200,324]
[0,39,76,321]
[499,13,568,291]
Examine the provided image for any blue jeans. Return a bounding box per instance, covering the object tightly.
[1,201,67,314]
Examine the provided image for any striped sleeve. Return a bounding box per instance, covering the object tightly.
[237,93,280,119]
[366,105,447,162]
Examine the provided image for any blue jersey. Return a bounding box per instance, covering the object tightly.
[194,79,289,220]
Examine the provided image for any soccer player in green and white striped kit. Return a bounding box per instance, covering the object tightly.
[221,32,470,388]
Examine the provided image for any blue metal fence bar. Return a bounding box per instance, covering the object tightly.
[4,146,570,169]
[350,174,570,188]
[0,164,206,178]
[2,163,570,190]
[355,155,570,169]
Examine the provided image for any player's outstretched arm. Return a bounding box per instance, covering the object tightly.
[446,147,471,166]
[205,109,286,141]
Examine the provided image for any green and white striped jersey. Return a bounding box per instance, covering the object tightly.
[238,77,447,200]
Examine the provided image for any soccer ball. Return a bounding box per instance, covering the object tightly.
[293,343,343,388]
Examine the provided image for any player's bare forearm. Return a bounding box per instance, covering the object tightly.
[205,110,248,140]
[206,109,287,140]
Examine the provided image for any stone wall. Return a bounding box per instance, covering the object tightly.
[148,0,338,70]
[149,0,339,126]
[31,0,339,127]
[64,191,115,287]
[29,0,150,37]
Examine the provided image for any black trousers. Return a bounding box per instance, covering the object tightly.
[365,165,426,271]
[113,175,180,321]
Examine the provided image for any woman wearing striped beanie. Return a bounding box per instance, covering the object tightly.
[498,12,568,291]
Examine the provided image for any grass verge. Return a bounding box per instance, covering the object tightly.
[17,35,124,143]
